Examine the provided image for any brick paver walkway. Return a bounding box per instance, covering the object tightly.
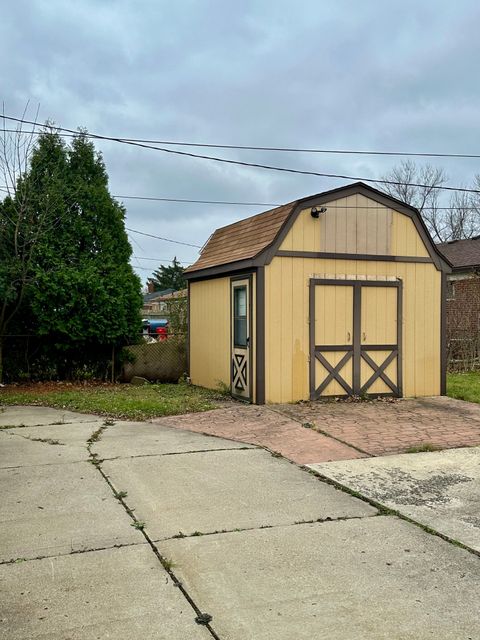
[154,396,480,464]
[152,403,365,464]
[278,396,480,456]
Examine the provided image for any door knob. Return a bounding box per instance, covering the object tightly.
[347,332,351,342]
[362,332,366,341]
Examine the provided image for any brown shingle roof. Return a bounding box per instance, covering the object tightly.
[437,236,480,270]
[185,201,297,273]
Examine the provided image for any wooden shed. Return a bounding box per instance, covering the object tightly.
[185,182,451,404]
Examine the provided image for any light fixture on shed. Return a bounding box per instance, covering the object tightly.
[311,206,327,218]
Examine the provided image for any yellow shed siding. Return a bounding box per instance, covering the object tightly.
[189,277,230,391]
[279,194,430,258]
[264,256,441,403]
[189,273,258,401]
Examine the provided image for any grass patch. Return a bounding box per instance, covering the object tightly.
[0,381,221,421]
[447,372,480,404]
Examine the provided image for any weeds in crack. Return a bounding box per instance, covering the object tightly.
[88,453,104,466]
[302,422,315,429]
[405,443,440,453]
[114,490,128,499]
[87,425,107,444]
[28,436,63,445]
[4,557,27,565]
[131,521,146,530]
[195,613,212,625]
[162,557,177,570]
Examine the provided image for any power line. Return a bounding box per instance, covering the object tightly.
[2,125,480,160]
[133,265,184,271]
[116,194,278,206]
[2,183,479,211]
[0,183,272,206]
[2,115,480,195]
[126,227,202,248]
[133,255,192,263]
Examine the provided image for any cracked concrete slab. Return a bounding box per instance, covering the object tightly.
[103,448,376,540]
[93,420,254,459]
[0,461,142,562]
[0,545,210,640]
[0,422,101,468]
[0,405,101,427]
[308,447,480,552]
[160,517,480,640]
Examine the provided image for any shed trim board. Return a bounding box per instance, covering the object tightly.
[441,271,447,395]
[255,266,266,404]
[309,278,402,399]
[276,250,434,264]
[186,279,190,375]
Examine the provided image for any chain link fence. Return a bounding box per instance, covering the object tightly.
[1,331,188,384]
[122,333,187,382]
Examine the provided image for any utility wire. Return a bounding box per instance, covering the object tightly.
[2,183,479,210]
[133,255,192,263]
[2,115,480,195]
[2,125,480,160]
[133,265,192,271]
[1,184,478,211]
[126,227,202,248]
[116,194,278,206]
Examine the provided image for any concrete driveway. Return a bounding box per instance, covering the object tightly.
[1,406,480,639]
[309,447,480,552]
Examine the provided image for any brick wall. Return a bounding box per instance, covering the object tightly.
[446,274,480,369]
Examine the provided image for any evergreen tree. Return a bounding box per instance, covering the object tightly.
[25,131,142,376]
[148,257,186,291]
[0,130,66,380]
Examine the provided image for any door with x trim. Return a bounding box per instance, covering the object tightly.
[231,276,252,401]
[310,279,402,399]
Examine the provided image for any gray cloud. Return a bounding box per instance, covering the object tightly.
[2,0,480,280]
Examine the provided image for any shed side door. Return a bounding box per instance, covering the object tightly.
[312,284,354,398]
[231,277,251,401]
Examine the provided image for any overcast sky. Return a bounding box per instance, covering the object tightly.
[2,0,480,283]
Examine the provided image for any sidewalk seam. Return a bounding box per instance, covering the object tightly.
[88,422,223,640]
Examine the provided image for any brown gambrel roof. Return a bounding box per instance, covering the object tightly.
[185,201,297,272]
[185,182,451,277]
[437,236,480,270]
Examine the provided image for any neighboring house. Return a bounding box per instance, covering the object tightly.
[142,288,175,318]
[437,237,480,367]
[185,181,450,404]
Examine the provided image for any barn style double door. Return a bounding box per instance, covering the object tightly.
[309,279,402,399]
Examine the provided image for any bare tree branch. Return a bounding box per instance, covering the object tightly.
[378,160,480,242]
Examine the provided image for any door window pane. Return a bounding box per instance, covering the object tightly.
[234,286,247,347]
